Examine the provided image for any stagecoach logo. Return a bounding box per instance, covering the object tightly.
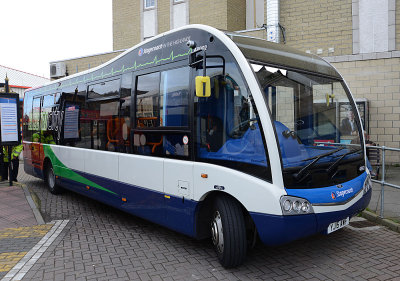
[139,36,192,56]
[331,188,354,200]
[138,48,144,56]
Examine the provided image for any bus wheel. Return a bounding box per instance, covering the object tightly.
[211,196,247,268]
[45,164,62,195]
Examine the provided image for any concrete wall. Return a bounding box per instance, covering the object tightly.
[227,0,246,31]
[189,0,227,30]
[332,55,400,162]
[60,51,124,79]
[113,0,141,51]
[280,0,353,56]
[158,0,170,34]
[397,0,400,49]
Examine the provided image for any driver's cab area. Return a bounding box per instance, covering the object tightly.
[193,53,270,181]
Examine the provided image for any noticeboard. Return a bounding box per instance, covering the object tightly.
[0,93,21,146]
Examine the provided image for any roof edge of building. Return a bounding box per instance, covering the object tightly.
[0,64,50,80]
[50,49,127,64]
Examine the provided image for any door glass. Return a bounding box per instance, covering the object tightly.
[32,97,41,143]
[134,67,190,158]
[160,67,189,127]
[136,72,161,128]
[195,55,271,181]
[40,94,56,144]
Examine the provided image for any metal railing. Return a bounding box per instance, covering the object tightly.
[368,145,400,218]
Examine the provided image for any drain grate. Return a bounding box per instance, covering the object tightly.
[349,220,378,228]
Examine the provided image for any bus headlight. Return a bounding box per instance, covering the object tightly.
[280,196,314,215]
[363,174,372,195]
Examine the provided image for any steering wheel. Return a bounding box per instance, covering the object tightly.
[228,118,258,138]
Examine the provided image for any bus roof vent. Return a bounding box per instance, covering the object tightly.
[50,62,66,79]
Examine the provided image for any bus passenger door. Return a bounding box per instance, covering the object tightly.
[31,97,42,171]
[133,66,194,235]
[161,67,194,236]
[163,153,194,236]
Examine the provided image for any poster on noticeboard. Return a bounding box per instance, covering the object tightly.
[0,93,21,146]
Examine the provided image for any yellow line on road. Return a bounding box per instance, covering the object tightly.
[0,224,53,239]
[0,252,28,272]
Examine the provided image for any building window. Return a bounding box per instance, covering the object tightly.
[353,0,396,53]
[144,0,155,9]
[172,0,187,29]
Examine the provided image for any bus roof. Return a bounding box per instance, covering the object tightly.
[228,34,341,79]
[26,25,341,97]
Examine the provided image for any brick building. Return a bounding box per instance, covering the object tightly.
[51,0,400,161]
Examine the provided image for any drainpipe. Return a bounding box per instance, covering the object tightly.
[266,0,280,43]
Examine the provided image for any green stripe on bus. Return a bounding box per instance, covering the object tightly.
[43,145,118,196]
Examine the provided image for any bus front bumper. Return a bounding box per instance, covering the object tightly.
[250,188,372,246]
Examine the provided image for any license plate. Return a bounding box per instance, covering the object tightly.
[327,217,349,234]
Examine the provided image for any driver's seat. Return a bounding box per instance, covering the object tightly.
[206,116,224,152]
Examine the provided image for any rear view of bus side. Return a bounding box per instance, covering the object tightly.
[23,25,372,267]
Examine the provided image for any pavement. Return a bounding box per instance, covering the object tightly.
[0,163,399,280]
[368,165,400,221]
[0,174,68,280]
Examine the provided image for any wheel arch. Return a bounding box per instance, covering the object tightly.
[194,191,256,240]
[42,157,52,180]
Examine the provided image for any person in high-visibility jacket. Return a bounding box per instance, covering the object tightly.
[32,131,56,144]
[2,144,23,182]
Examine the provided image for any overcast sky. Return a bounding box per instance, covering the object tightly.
[1,0,112,78]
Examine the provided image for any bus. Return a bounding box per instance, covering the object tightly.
[23,24,372,267]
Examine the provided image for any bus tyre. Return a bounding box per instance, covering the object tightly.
[46,164,62,195]
[211,196,247,268]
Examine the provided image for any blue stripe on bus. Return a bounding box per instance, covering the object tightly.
[57,170,198,237]
[251,188,371,246]
[284,172,367,204]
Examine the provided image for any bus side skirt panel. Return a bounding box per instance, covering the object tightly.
[56,171,198,238]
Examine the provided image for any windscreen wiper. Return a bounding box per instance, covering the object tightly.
[294,147,345,182]
[326,148,363,174]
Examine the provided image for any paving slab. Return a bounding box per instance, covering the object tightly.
[0,184,36,231]
[15,163,400,281]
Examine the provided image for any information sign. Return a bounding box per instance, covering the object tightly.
[0,93,21,146]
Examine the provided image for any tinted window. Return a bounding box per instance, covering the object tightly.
[136,72,161,128]
[160,67,189,126]
[119,73,133,153]
[79,99,120,151]
[39,94,57,144]
[134,67,190,158]
[31,97,41,142]
[23,92,34,141]
[195,55,271,181]
[88,79,120,99]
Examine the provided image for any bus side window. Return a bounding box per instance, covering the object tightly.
[117,73,132,153]
[134,67,190,158]
[134,72,162,155]
[64,84,87,148]
[40,94,56,144]
[23,92,34,142]
[104,73,133,153]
